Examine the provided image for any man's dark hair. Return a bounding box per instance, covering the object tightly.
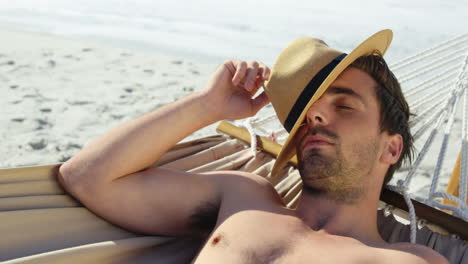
[350,51,414,185]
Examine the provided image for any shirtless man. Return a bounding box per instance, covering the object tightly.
[58,31,449,263]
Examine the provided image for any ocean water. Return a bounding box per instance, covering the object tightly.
[0,0,466,65]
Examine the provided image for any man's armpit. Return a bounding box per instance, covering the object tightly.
[188,201,219,236]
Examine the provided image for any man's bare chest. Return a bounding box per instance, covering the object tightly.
[192,210,383,264]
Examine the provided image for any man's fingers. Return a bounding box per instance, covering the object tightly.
[245,61,259,91]
[232,61,247,86]
[261,64,271,80]
[230,60,270,94]
[254,74,266,91]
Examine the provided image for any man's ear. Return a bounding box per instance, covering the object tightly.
[381,134,403,165]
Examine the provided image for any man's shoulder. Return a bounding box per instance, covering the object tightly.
[387,242,449,264]
[203,170,274,190]
[202,170,284,204]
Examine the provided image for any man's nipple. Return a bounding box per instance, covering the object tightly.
[211,235,221,245]
[210,233,227,247]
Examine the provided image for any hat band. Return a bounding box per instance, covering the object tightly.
[284,53,347,132]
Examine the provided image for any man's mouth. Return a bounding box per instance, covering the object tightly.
[302,135,334,150]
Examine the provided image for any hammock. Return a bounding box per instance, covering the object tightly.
[1,34,468,263]
[1,128,467,263]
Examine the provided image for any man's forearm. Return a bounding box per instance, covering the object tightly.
[60,90,218,184]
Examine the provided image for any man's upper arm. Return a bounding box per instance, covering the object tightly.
[60,166,223,237]
[390,243,449,264]
[418,247,449,264]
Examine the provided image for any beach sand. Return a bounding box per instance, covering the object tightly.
[0,28,218,168]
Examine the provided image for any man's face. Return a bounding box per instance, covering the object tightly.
[296,67,383,203]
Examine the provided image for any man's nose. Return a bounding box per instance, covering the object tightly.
[305,102,329,127]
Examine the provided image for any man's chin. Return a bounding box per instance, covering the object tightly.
[301,178,364,204]
[298,156,335,177]
[299,169,333,181]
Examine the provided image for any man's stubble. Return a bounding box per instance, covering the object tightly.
[298,130,380,204]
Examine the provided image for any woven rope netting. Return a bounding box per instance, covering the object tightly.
[235,34,468,243]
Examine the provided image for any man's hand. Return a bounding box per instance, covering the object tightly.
[202,60,271,121]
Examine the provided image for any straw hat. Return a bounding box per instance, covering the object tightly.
[264,29,393,177]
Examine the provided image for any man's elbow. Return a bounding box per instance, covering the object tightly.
[57,161,98,198]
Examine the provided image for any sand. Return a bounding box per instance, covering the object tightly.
[0,28,218,168]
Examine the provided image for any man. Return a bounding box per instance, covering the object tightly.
[58,30,448,263]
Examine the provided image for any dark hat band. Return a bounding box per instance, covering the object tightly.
[284,53,347,132]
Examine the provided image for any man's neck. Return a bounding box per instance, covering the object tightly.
[295,187,386,246]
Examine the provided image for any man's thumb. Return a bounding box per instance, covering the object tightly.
[251,92,270,114]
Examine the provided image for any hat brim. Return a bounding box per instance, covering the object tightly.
[271,29,393,177]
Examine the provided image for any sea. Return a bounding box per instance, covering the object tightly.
[0,0,467,65]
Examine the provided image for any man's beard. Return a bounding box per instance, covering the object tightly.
[297,128,379,204]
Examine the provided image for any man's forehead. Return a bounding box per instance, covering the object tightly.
[325,86,365,103]
[324,67,378,100]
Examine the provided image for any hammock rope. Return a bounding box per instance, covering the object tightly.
[460,73,468,204]
[405,75,455,98]
[390,34,468,71]
[409,95,447,129]
[409,84,450,110]
[399,58,463,84]
[428,97,458,200]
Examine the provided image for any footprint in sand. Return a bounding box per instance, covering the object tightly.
[143,69,154,74]
[171,60,183,65]
[48,60,56,67]
[11,118,25,122]
[34,118,51,130]
[40,108,52,113]
[111,114,125,120]
[66,143,82,150]
[28,139,47,150]
[64,54,81,61]
[66,100,92,106]
[59,155,72,162]
[82,48,93,52]
[1,60,15,66]
[10,85,18,89]
[124,87,134,93]
[9,65,31,73]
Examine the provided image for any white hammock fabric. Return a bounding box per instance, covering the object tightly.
[1,135,467,263]
[235,33,468,244]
